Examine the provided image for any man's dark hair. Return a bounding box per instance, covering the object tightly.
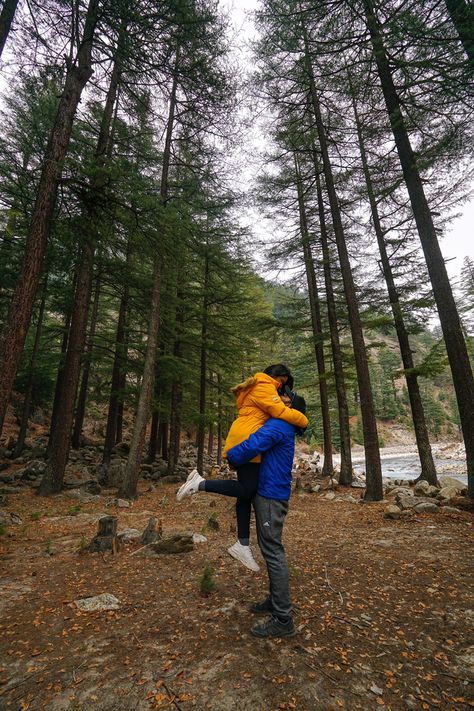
[291,394,306,415]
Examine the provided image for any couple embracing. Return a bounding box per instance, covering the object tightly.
[177,364,308,639]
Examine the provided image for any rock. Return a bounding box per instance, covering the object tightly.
[192,533,207,543]
[310,484,321,493]
[74,593,121,612]
[148,533,194,555]
[457,645,474,676]
[438,486,464,501]
[369,685,383,696]
[85,481,102,495]
[396,495,439,510]
[413,502,439,514]
[385,486,412,497]
[442,506,461,513]
[414,480,431,496]
[384,505,402,520]
[117,498,130,508]
[118,528,141,543]
[442,496,474,512]
[438,475,467,490]
[324,491,336,500]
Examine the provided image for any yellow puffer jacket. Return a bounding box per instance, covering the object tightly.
[223,372,309,463]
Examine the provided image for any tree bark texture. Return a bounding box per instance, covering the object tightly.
[196,252,210,475]
[0,0,99,437]
[13,287,47,457]
[119,51,180,497]
[72,269,101,448]
[444,0,474,68]
[0,0,18,58]
[39,42,122,495]
[303,29,383,500]
[351,92,438,486]
[314,166,353,485]
[363,0,474,497]
[294,153,333,476]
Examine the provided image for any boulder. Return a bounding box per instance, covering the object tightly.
[384,505,402,520]
[442,506,461,513]
[386,486,413,498]
[148,533,194,555]
[396,495,439,510]
[413,502,439,514]
[414,480,431,496]
[438,475,467,490]
[438,486,465,501]
[118,528,141,543]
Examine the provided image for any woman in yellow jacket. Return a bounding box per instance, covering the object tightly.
[177,364,308,572]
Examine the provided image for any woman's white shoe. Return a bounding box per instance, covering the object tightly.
[227,541,260,572]
[176,469,204,501]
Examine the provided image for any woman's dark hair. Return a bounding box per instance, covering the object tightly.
[263,364,294,392]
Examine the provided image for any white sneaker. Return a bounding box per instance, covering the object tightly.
[227,541,260,572]
[176,469,204,501]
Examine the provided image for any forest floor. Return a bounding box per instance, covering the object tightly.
[0,478,473,711]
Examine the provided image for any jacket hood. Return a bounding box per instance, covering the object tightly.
[231,372,280,407]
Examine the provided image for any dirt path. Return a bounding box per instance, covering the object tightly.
[0,484,473,710]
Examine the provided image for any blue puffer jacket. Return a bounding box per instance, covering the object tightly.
[226,418,296,501]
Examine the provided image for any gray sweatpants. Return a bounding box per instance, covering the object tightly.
[253,493,291,620]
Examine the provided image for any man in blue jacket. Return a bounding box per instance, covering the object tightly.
[226,392,307,639]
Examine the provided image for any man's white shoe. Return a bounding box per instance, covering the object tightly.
[228,541,260,572]
[176,469,204,501]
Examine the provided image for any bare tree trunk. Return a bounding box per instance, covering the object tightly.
[103,272,129,464]
[303,28,383,500]
[196,252,210,475]
[0,0,19,58]
[314,166,353,485]
[38,242,95,495]
[39,44,122,495]
[119,51,180,498]
[72,268,101,448]
[161,421,169,461]
[294,152,333,476]
[445,0,474,69]
[118,257,162,498]
[216,373,223,466]
[0,0,99,437]
[13,287,47,457]
[148,412,159,463]
[363,0,474,498]
[351,92,438,486]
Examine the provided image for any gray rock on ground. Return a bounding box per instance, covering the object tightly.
[384,505,402,520]
[74,593,121,612]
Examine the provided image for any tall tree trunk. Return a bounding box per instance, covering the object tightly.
[303,28,383,500]
[147,411,159,463]
[119,52,180,498]
[0,0,18,58]
[351,92,438,486]
[314,165,353,485]
[216,373,223,466]
[294,153,333,476]
[12,287,47,457]
[71,268,101,448]
[167,302,184,474]
[196,252,210,475]
[103,267,129,465]
[161,421,169,461]
[363,0,474,497]
[38,242,95,495]
[0,0,99,437]
[445,0,474,69]
[39,44,122,495]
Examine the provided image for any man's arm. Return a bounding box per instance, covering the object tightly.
[226,420,286,467]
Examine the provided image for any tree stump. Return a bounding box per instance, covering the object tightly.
[87,515,120,553]
[140,516,162,544]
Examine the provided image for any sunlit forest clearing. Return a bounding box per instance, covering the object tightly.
[0,0,473,709]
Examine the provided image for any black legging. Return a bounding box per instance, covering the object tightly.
[203,462,260,541]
